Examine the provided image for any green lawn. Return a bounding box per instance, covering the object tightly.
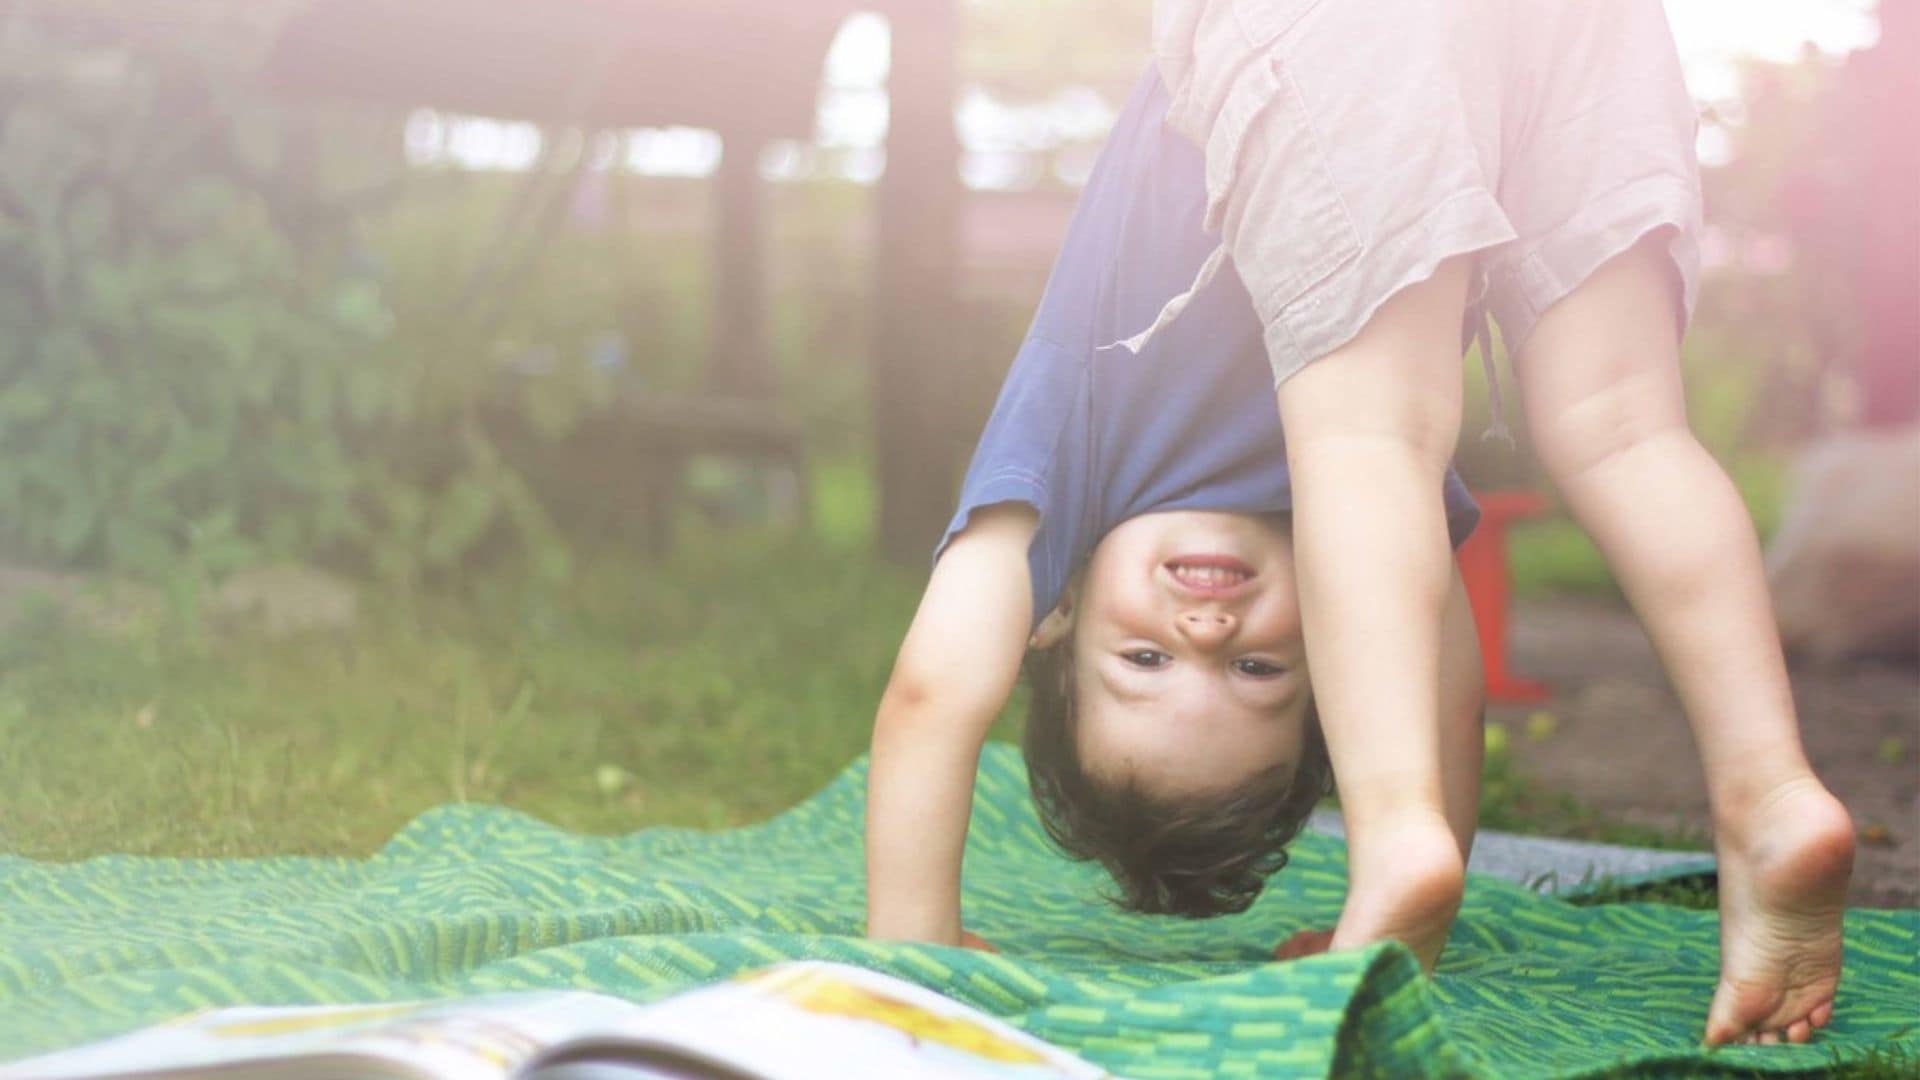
[0,528,930,860]
[3,514,1691,864]
[4,447,1790,861]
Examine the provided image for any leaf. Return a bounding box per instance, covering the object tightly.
[0,385,56,423]
[104,516,176,577]
[62,187,116,256]
[421,475,499,568]
[1876,737,1908,767]
[80,262,138,338]
[50,494,99,557]
[204,305,261,368]
[594,764,631,797]
[376,477,427,535]
[344,363,390,426]
[1484,721,1510,758]
[329,279,392,337]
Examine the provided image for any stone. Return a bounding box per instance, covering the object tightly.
[1766,427,1920,662]
[0,566,76,632]
[212,563,359,638]
[0,565,162,637]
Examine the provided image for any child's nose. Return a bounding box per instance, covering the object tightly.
[1176,610,1237,646]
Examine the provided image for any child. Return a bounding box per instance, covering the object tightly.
[863,70,1488,956]
[1148,0,1849,1047]
[871,0,1856,1048]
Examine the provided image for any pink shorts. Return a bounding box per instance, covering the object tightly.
[1151,0,1704,385]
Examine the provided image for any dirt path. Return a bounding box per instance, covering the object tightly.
[1493,598,1918,908]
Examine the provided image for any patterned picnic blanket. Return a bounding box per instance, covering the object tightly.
[1,745,1914,1077]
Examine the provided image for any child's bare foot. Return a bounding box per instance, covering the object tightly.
[1704,778,1855,1047]
[1332,814,1464,970]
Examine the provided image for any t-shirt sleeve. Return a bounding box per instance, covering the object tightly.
[934,336,1089,628]
[1442,469,1481,549]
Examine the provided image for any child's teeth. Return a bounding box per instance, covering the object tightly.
[1174,564,1246,586]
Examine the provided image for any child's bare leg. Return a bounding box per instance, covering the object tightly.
[1436,568,1486,864]
[1275,572,1483,965]
[1516,237,1854,1046]
[1276,257,1475,970]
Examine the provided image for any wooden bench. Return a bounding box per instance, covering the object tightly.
[486,390,809,555]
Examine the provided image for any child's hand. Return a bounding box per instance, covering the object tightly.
[1272,927,1334,961]
[959,930,999,953]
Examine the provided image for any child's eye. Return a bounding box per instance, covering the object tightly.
[1121,650,1171,669]
[1232,658,1284,678]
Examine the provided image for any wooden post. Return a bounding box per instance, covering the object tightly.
[712,133,770,397]
[873,0,962,565]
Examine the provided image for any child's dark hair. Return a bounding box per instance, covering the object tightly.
[1021,632,1333,918]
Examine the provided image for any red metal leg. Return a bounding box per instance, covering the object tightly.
[1457,490,1552,704]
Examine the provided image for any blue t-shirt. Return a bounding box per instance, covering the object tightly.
[939,70,1481,629]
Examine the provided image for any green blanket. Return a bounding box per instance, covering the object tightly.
[1,747,1913,1078]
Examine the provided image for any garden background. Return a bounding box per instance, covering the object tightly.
[0,0,1913,908]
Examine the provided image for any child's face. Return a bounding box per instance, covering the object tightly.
[1040,510,1312,801]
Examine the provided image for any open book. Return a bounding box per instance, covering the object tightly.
[0,962,1114,1080]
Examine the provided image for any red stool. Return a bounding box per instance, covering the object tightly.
[1457,490,1551,704]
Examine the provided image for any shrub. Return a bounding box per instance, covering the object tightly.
[0,5,567,591]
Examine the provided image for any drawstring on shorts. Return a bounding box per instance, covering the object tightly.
[1096,242,1230,356]
[1473,307,1516,448]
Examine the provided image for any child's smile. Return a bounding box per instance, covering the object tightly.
[1038,511,1313,800]
[1163,553,1258,597]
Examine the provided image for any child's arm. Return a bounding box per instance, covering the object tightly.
[865,503,1038,946]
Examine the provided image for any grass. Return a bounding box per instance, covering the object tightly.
[0,525,933,860]
[1538,870,1721,911]
[1478,726,1709,853]
[0,506,1723,864]
[0,519,1711,865]
[7,520,1917,1075]
[0,441,1792,868]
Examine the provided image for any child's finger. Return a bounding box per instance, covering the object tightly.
[959,930,999,953]
[1272,927,1335,961]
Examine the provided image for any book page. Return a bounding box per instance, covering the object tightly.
[558,963,1113,1080]
[4,964,1116,1080]
[0,993,645,1080]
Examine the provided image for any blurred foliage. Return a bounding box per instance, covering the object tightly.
[0,4,366,584]
[1696,54,1847,446]
[0,4,578,593]
[0,0,1859,601]
[366,172,881,456]
[0,4,371,581]
[356,165,888,569]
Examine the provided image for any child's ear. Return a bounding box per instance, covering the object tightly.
[1028,590,1075,650]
